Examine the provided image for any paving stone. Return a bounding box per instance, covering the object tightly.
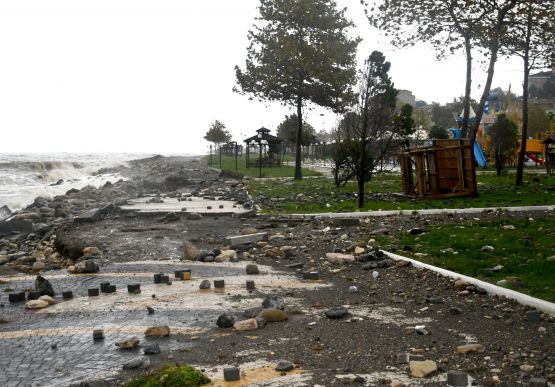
[8,292,25,303]
[447,370,469,386]
[246,280,255,291]
[88,288,99,297]
[223,367,240,381]
[74,208,100,223]
[92,329,104,341]
[128,284,141,293]
[62,291,73,299]
[214,279,225,288]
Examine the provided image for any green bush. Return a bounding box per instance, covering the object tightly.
[126,364,210,387]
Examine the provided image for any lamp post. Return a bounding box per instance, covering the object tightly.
[231,141,238,171]
[257,133,263,178]
[322,141,326,165]
[209,145,213,166]
[219,144,222,169]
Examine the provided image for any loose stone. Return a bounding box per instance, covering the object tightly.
[88,288,99,297]
[456,344,485,354]
[259,308,288,322]
[35,275,55,297]
[410,360,437,378]
[325,307,349,319]
[275,360,295,372]
[143,344,161,355]
[262,296,285,310]
[246,280,255,291]
[144,326,170,337]
[233,318,258,331]
[199,279,211,289]
[245,263,260,275]
[27,291,40,300]
[115,336,140,349]
[25,299,49,309]
[217,313,235,328]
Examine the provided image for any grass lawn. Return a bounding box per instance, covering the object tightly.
[247,172,555,213]
[206,154,321,178]
[371,217,555,302]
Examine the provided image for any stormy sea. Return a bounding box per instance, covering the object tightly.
[0,153,150,218]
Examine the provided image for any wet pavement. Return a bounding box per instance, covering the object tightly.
[0,260,328,386]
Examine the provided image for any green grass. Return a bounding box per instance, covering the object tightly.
[206,154,321,178]
[247,172,555,213]
[372,217,555,302]
[126,364,210,387]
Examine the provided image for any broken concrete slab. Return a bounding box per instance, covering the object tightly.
[224,232,268,245]
[0,220,33,236]
[74,208,100,223]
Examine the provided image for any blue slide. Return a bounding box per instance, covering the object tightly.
[449,128,487,167]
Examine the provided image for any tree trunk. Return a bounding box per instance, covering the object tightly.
[516,7,533,187]
[294,95,303,180]
[358,140,366,208]
[462,34,472,137]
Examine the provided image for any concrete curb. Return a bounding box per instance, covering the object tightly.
[288,205,555,219]
[383,250,555,316]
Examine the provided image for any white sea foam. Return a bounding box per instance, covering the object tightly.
[0,153,151,212]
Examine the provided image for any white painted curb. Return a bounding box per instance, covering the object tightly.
[289,205,555,219]
[383,250,555,316]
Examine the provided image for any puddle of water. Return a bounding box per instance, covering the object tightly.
[350,305,434,326]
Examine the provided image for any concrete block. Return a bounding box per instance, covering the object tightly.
[9,292,26,303]
[27,291,40,300]
[447,370,469,386]
[74,208,100,223]
[223,367,240,381]
[62,291,73,299]
[92,329,104,341]
[100,282,111,292]
[246,280,255,291]
[88,288,99,297]
[224,232,268,245]
[160,275,170,283]
[214,279,225,288]
[153,273,163,283]
[127,284,141,293]
[105,285,116,293]
[332,218,360,227]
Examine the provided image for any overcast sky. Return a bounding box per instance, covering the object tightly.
[0,0,530,154]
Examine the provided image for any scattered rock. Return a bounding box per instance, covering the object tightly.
[115,336,140,349]
[39,295,55,305]
[325,307,348,319]
[25,299,49,309]
[123,357,150,370]
[217,313,235,328]
[35,275,55,296]
[262,296,285,310]
[143,344,161,355]
[259,308,288,322]
[32,261,46,271]
[245,264,260,275]
[82,246,100,256]
[326,252,355,264]
[144,326,170,337]
[275,360,295,372]
[199,279,211,289]
[74,260,99,273]
[410,360,437,378]
[481,245,495,253]
[233,318,258,331]
[456,344,485,354]
[223,367,240,381]
[182,241,199,260]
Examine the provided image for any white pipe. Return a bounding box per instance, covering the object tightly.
[384,250,555,316]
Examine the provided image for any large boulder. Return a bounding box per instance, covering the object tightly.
[144,326,170,337]
[182,242,199,261]
[35,275,55,297]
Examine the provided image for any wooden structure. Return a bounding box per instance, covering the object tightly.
[243,127,283,168]
[543,136,555,174]
[399,139,477,198]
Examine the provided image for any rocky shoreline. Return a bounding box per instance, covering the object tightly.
[0,156,554,386]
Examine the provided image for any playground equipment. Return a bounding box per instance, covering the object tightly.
[399,139,477,199]
[449,128,487,167]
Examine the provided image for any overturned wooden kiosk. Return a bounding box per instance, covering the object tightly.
[399,139,477,198]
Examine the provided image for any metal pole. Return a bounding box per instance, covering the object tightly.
[235,143,238,171]
[219,145,222,169]
[210,145,212,166]
[259,142,262,178]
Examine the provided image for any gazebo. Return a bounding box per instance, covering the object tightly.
[243,127,283,169]
[542,136,555,174]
